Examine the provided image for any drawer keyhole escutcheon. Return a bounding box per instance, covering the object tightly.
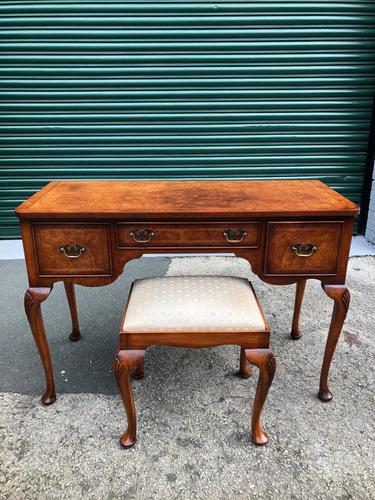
[129,228,155,243]
[59,244,86,259]
[223,228,247,243]
[291,243,317,257]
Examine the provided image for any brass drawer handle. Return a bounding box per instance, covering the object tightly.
[129,228,155,243]
[223,228,247,243]
[59,244,86,259]
[292,243,317,257]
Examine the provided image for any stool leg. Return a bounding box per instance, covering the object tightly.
[245,349,276,446]
[239,347,252,378]
[113,350,145,448]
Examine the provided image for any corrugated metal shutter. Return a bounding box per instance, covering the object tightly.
[1,1,375,238]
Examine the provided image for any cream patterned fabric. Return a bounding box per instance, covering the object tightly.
[122,276,267,333]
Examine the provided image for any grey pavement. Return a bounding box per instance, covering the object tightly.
[1,256,375,499]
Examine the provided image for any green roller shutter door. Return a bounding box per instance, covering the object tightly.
[1,1,375,238]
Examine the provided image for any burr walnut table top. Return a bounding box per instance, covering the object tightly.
[16,179,359,220]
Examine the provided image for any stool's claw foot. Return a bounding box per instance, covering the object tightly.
[238,347,252,378]
[68,331,81,342]
[245,349,275,446]
[113,350,145,449]
[41,392,56,405]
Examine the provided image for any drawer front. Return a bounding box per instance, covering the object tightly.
[265,221,344,276]
[33,223,112,276]
[117,222,260,249]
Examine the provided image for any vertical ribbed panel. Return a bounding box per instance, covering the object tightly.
[1,1,375,237]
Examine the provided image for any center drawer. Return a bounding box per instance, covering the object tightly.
[116,222,260,249]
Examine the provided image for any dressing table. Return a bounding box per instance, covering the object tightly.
[16,179,359,405]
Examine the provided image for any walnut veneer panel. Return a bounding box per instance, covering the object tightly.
[265,221,344,276]
[33,223,112,276]
[117,222,260,248]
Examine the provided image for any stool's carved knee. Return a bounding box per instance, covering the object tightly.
[245,349,276,446]
[113,350,145,448]
[239,347,252,378]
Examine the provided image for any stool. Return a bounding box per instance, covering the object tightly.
[113,276,275,448]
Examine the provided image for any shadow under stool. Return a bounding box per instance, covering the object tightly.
[113,275,276,448]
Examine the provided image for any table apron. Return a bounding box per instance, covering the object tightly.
[20,217,354,288]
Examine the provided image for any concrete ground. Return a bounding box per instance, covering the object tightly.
[0,256,374,499]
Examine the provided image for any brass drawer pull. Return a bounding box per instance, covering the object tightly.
[292,243,317,257]
[129,228,155,243]
[223,228,247,243]
[59,244,85,259]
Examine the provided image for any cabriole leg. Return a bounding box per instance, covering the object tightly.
[24,287,56,405]
[64,282,81,341]
[291,279,307,340]
[319,285,350,402]
[245,348,276,446]
[113,350,145,448]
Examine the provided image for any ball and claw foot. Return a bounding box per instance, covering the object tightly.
[69,330,81,342]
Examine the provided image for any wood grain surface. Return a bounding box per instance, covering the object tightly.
[15,180,359,219]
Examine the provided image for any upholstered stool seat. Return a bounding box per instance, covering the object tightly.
[123,276,267,333]
[114,275,275,449]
